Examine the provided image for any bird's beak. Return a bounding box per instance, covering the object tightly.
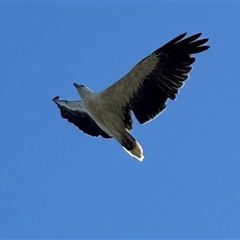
[73,83,79,88]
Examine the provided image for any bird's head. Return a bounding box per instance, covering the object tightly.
[73,83,93,99]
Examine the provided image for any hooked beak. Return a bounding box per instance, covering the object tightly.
[73,83,79,88]
[73,83,84,88]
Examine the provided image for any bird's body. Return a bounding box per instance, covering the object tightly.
[53,32,210,161]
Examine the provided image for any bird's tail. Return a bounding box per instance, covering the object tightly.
[120,132,144,161]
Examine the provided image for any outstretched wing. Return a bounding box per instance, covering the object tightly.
[101,33,210,124]
[52,96,112,139]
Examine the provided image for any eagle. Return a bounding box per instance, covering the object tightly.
[53,33,210,161]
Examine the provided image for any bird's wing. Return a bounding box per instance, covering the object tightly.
[52,96,112,139]
[101,33,210,124]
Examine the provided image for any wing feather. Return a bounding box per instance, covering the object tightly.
[101,33,209,124]
[53,96,112,139]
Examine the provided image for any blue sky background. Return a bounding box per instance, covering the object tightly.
[1,2,240,239]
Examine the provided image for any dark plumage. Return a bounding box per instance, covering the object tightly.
[127,33,209,123]
[53,96,111,138]
[53,33,210,161]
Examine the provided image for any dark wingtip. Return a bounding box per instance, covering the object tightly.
[52,96,59,102]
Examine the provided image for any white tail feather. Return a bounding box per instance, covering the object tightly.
[124,140,144,161]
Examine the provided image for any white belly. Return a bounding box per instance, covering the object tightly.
[84,98,124,137]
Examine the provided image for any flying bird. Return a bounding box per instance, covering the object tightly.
[53,32,209,161]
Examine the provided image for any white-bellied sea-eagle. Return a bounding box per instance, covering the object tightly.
[53,33,210,161]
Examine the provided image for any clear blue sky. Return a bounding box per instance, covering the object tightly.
[1,2,240,239]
